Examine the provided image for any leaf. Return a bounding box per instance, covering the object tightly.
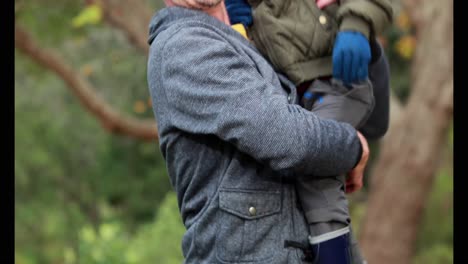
[396,10,412,32]
[81,64,94,77]
[395,35,416,59]
[134,101,147,114]
[72,4,103,28]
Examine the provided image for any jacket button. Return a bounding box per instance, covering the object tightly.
[319,15,327,25]
[249,206,257,216]
[287,95,291,102]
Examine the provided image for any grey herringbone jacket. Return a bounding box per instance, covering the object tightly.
[147,7,362,263]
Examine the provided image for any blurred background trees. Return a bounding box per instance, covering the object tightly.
[15,0,453,263]
[359,0,453,263]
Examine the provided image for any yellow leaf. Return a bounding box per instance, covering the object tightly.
[81,64,94,77]
[395,35,416,59]
[396,10,411,32]
[134,100,147,114]
[72,4,102,28]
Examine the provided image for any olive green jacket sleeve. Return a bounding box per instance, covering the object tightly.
[337,0,395,39]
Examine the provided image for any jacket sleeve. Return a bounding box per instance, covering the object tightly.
[337,0,395,39]
[359,40,390,140]
[158,27,362,177]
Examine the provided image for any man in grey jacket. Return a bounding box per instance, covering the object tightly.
[146,0,378,263]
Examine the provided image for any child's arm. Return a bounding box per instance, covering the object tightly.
[332,0,394,85]
[337,0,394,39]
[359,40,390,140]
[225,0,253,28]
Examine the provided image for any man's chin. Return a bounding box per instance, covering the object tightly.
[172,0,223,10]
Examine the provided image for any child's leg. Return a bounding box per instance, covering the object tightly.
[297,175,349,236]
[301,78,375,129]
[296,175,354,263]
[298,79,374,263]
[296,175,366,264]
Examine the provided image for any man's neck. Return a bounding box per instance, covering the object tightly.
[205,2,230,25]
[164,0,230,25]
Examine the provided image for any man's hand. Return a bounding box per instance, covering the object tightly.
[225,0,253,27]
[332,31,371,85]
[345,131,369,194]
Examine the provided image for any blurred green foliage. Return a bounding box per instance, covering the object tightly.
[76,192,185,264]
[412,119,453,263]
[15,1,451,263]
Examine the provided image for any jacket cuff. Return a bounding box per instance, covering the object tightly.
[352,136,363,169]
[369,38,382,64]
[339,15,371,40]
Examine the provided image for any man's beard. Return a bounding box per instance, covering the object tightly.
[172,0,223,9]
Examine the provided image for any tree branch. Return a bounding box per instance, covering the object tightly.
[15,24,158,141]
[86,0,152,54]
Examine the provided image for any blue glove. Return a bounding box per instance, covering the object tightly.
[332,31,371,85]
[225,0,253,27]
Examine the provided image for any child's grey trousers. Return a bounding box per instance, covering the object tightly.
[298,78,374,229]
[297,78,375,261]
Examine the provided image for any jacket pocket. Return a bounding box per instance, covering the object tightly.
[216,189,282,263]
